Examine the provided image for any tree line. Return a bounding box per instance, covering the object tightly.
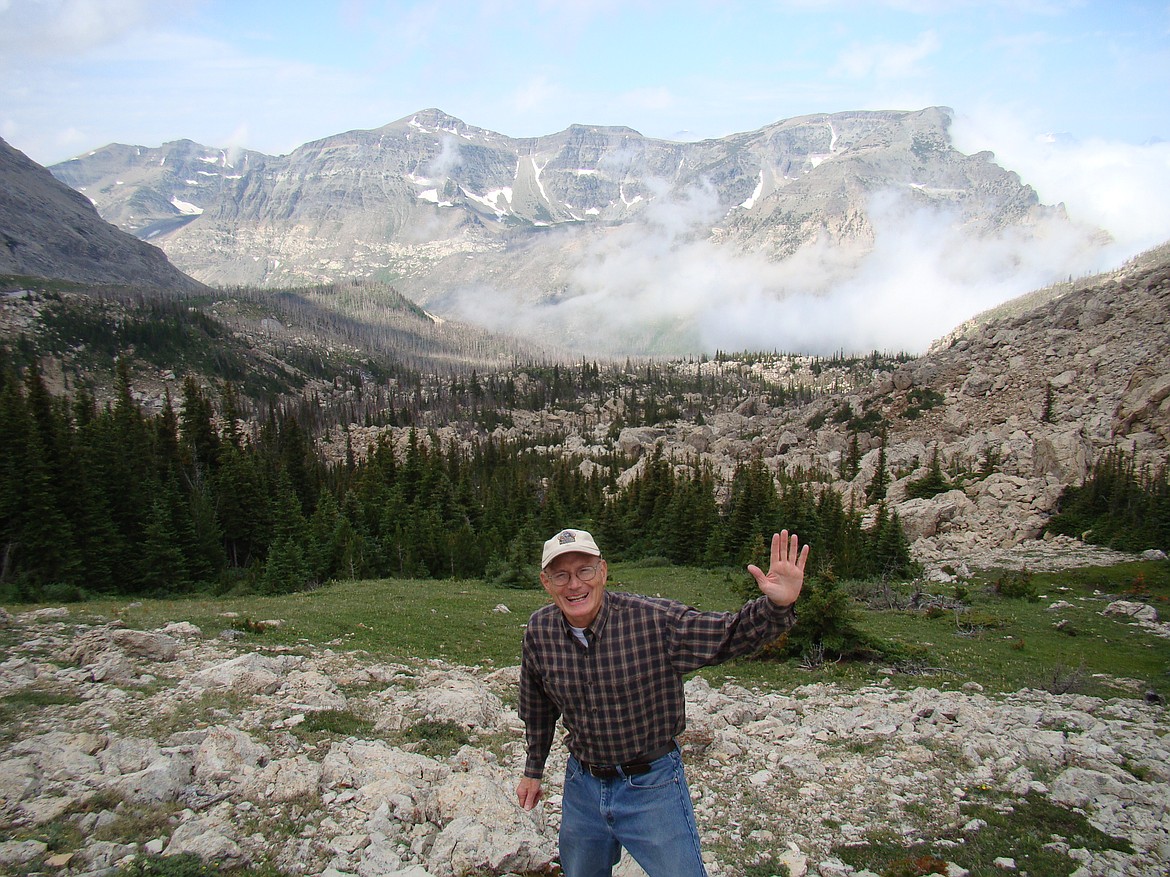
[0,353,916,602]
[1046,449,1170,552]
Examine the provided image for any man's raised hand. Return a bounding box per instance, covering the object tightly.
[746,530,809,608]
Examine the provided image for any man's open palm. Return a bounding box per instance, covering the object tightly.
[747,530,809,608]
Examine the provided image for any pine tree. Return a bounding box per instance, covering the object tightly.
[723,458,780,565]
[865,429,889,504]
[184,469,225,586]
[0,381,80,591]
[215,445,271,569]
[872,508,913,578]
[68,389,123,593]
[262,536,311,594]
[180,376,221,471]
[307,489,361,582]
[138,488,191,594]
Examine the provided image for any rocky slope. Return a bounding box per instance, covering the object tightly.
[0,138,203,292]
[0,602,1166,877]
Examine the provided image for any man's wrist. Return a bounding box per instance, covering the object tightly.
[763,595,796,614]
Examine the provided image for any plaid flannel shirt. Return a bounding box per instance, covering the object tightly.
[519,590,795,779]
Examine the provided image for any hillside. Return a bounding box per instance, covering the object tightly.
[0,569,1167,877]
[0,137,203,292]
[0,278,549,415]
[2,240,1166,578]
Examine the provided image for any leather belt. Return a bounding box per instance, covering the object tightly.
[578,741,677,779]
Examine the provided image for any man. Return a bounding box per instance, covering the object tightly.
[516,527,809,877]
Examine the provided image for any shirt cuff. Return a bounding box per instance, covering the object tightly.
[524,754,546,779]
[761,594,797,620]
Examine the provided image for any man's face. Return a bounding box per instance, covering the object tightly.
[540,551,607,628]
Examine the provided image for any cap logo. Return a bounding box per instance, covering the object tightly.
[557,530,576,545]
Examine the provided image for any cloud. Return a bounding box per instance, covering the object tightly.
[512,77,562,114]
[832,30,941,81]
[440,179,1109,356]
[0,0,182,56]
[427,136,463,179]
[951,108,1170,259]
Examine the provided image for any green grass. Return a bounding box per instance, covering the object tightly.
[2,559,1166,877]
[4,559,1168,700]
[54,578,552,668]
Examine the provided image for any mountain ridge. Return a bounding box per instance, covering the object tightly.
[48,106,1109,354]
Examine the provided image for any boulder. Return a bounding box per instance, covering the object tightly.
[246,754,324,804]
[426,814,554,877]
[109,629,180,662]
[279,669,348,711]
[895,490,976,541]
[105,752,195,803]
[187,653,287,693]
[0,840,47,868]
[195,726,271,785]
[1103,601,1159,623]
[164,815,244,863]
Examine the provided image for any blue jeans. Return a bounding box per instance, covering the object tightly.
[559,749,708,877]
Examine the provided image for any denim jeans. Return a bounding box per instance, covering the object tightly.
[559,748,708,877]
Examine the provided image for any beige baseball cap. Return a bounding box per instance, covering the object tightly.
[541,528,601,568]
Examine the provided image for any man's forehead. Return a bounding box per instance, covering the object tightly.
[546,551,600,570]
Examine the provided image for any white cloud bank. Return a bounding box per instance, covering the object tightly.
[951,110,1170,260]
[443,152,1145,357]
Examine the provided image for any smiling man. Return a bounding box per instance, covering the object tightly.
[517,526,809,877]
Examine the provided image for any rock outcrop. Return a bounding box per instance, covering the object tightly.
[318,243,1170,576]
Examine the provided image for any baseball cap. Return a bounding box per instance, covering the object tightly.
[541,528,602,568]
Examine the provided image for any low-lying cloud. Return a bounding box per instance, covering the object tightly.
[951,109,1170,261]
[442,171,1124,356]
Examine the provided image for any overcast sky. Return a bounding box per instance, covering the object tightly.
[2,0,1169,351]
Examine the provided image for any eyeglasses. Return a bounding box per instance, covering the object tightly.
[546,563,603,588]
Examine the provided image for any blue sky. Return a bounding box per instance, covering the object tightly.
[3,2,1168,203]
[3,1,1167,161]
[2,0,1169,350]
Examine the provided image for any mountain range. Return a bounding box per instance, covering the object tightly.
[48,107,1111,354]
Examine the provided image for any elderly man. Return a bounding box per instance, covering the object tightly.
[517,527,808,877]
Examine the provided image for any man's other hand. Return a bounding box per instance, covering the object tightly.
[517,776,543,810]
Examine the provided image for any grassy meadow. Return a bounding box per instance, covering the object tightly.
[14,558,1168,700]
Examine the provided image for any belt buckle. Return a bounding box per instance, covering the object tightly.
[588,764,620,779]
